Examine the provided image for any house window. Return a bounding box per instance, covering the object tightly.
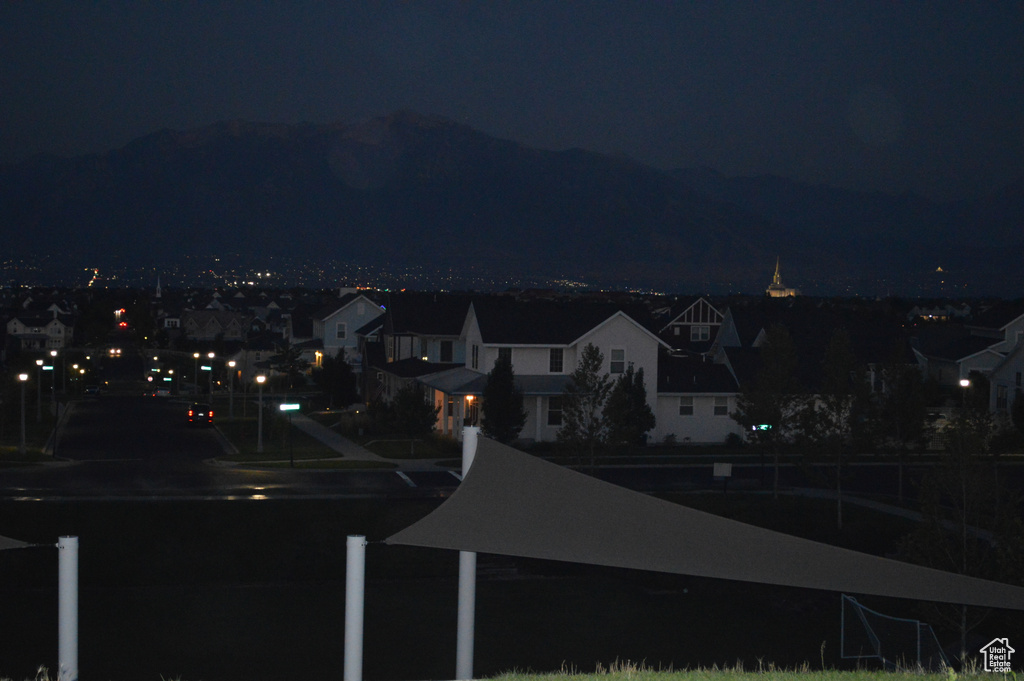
[336,322,347,340]
[997,385,1008,410]
[549,348,563,373]
[673,326,680,336]
[471,345,479,370]
[691,325,710,342]
[441,340,453,363]
[497,347,512,365]
[610,348,625,374]
[714,396,729,416]
[547,396,563,426]
[679,397,694,416]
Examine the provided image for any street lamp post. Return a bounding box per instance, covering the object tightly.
[18,373,28,455]
[35,359,43,423]
[207,352,216,397]
[256,375,266,454]
[50,349,58,407]
[960,378,971,408]
[228,360,236,420]
[193,352,200,396]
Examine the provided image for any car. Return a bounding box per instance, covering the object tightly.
[145,388,172,397]
[84,385,101,396]
[187,403,214,426]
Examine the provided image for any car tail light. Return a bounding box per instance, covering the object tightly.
[188,409,194,417]
[208,410,214,418]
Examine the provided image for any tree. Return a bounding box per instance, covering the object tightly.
[391,381,440,436]
[731,324,802,499]
[557,343,612,467]
[481,355,527,444]
[877,354,934,502]
[796,328,860,528]
[312,354,359,408]
[269,340,310,391]
[898,406,1024,664]
[604,365,656,446]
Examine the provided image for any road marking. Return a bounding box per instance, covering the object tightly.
[397,471,416,487]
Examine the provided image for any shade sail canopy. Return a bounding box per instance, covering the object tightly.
[388,438,1024,610]
[0,534,29,551]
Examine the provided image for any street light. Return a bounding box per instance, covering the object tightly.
[208,352,215,397]
[18,373,28,455]
[227,360,236,419]
[35,359,44,422]
[256,375,267,454]
[193,352,200,395]
[49,349,58,406]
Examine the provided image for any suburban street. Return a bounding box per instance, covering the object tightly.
[0,394,462,500]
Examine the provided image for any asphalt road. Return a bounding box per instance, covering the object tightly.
[5,391,1021,502]
[0,395,461,500]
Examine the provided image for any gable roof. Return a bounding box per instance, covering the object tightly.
[657,352,738,394]
[383,292,474,336]
[471,299,659,346]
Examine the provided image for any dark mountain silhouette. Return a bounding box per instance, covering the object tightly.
[1,111,1020,294]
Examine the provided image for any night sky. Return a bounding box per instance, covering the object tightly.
[2,2,1022,202]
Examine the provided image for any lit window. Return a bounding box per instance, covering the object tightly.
[679,397,694,416]
[549,348,563,373]
[610,348,625,374]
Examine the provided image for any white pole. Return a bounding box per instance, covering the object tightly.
[57,536,78,681]
[456,426,480,680]
[344,534,366,681]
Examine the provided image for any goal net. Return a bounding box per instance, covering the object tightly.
[841,594,949,670]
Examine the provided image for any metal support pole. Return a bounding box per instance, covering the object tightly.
[345,535,366,681]
[456,426,480,680]
[58,536,78,681]
[257,384,264,453]
[19,380,27,455]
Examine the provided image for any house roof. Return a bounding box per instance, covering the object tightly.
[969,300,1024,331]
[657,352,738,394]
[913,323,996,361]
[383,292,474,336]
[472,298,647,345]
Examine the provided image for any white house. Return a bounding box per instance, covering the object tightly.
[416,299,669,441]
[312,293,384,365]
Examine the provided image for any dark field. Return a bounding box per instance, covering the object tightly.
[0,495,1018,680]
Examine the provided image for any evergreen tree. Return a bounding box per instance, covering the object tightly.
[604,365,656,446]
[312,353,359,408]
[481,355,527,444]
[557,343,612,467]
[796,328,859,528]
[731,324,802,499]
[392,381,440,436]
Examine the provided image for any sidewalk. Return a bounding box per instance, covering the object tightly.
[285,413,444,471]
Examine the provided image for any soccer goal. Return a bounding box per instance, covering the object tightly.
[841,594,949,670]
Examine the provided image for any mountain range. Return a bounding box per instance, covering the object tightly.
[1,110,1021,296]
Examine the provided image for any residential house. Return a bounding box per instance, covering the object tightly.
[312,293,385,365]
[422,298,669,441]
[658,296,724,353]
[6,311,73,351]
